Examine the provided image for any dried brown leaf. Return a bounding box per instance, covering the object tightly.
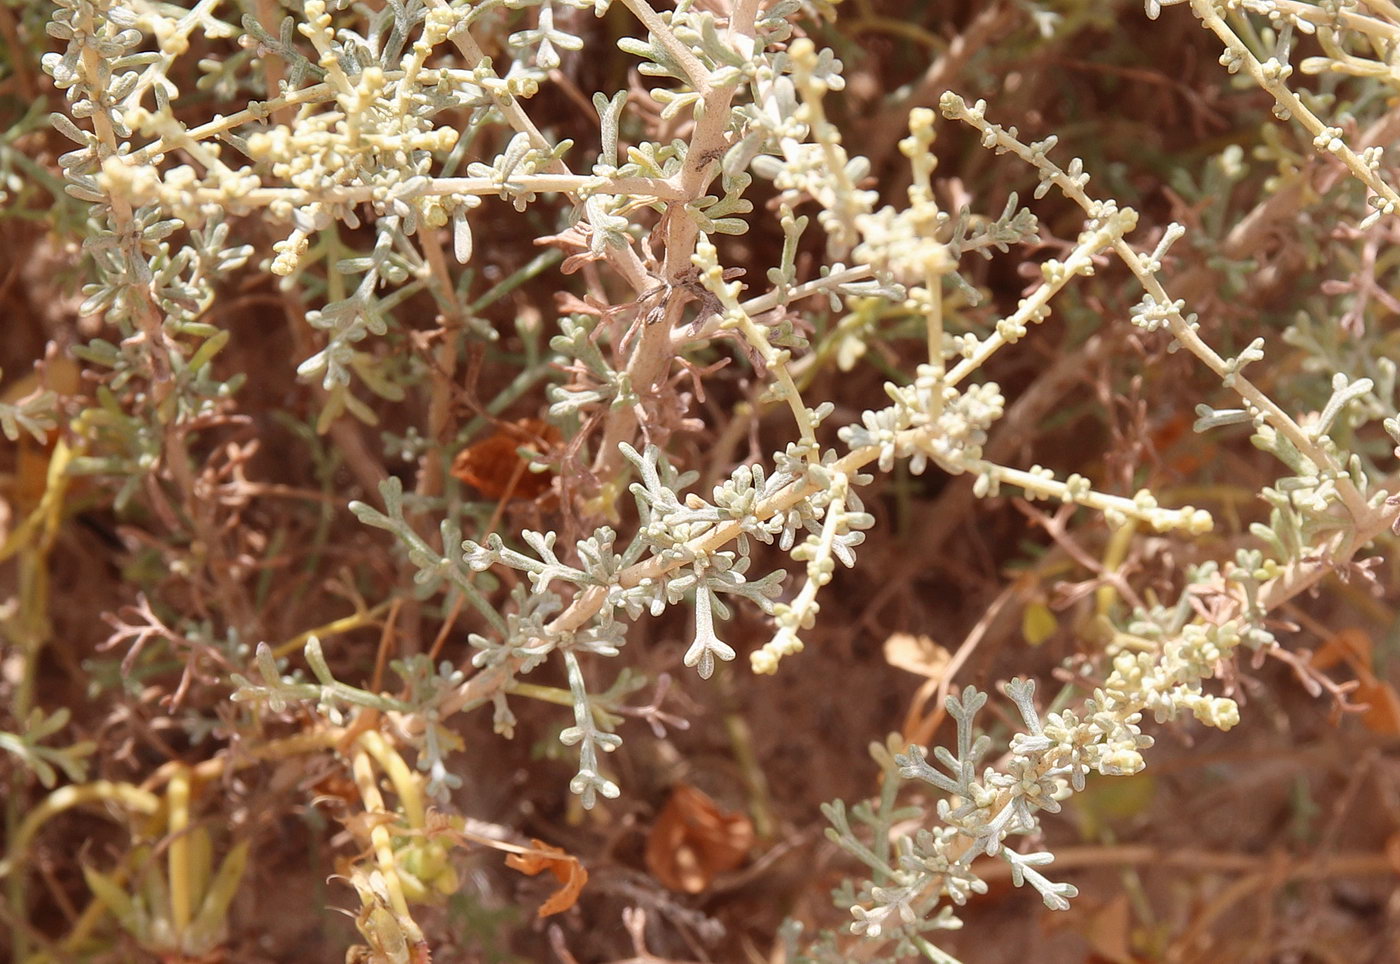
[450,418,559,500]
[645,784,753,894]
[1354,676,1400,735]
[1313,628,1373,673]
[882,632,951,679]
[505,838,587,917]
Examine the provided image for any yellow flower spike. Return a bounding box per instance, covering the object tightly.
[432,862,460,897]
[166,766,193,934]
[142,852,175,949]
[362,904,412,964]
[396,841,437,884]
[80,863,145,939]
[187,823,213,920]
[395,864,431,903]
[349,742,424,948]
[357,729,426,829]
[347,868,418,964]
[395,839,458,904]
[186,840,250,954]
[357,730,464,904]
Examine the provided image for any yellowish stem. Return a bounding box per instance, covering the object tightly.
[1096,521,1138,617]
[271,600,392,658]
[167,767,193,934]
[357,729,426,830]
[349,743,423,943]
[0,781,161,880]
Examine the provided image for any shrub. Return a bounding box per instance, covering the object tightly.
[2,0,1398,960]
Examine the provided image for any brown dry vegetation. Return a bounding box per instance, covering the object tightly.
[2,1,1400,962]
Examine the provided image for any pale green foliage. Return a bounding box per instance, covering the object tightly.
[0,372,58,444]
[0,707,96,788]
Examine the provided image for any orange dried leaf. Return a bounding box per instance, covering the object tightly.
[1385,832,1400,874]
[14,433,54,512]
[645,784,753,894]
[504,838,587,917]
[1354,677,1400,735]
[1313,628,1372,673]
[1148,411,1214,477]
[1083,894,1133,964]
[882,632,951,679]
[450,418,558,500]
